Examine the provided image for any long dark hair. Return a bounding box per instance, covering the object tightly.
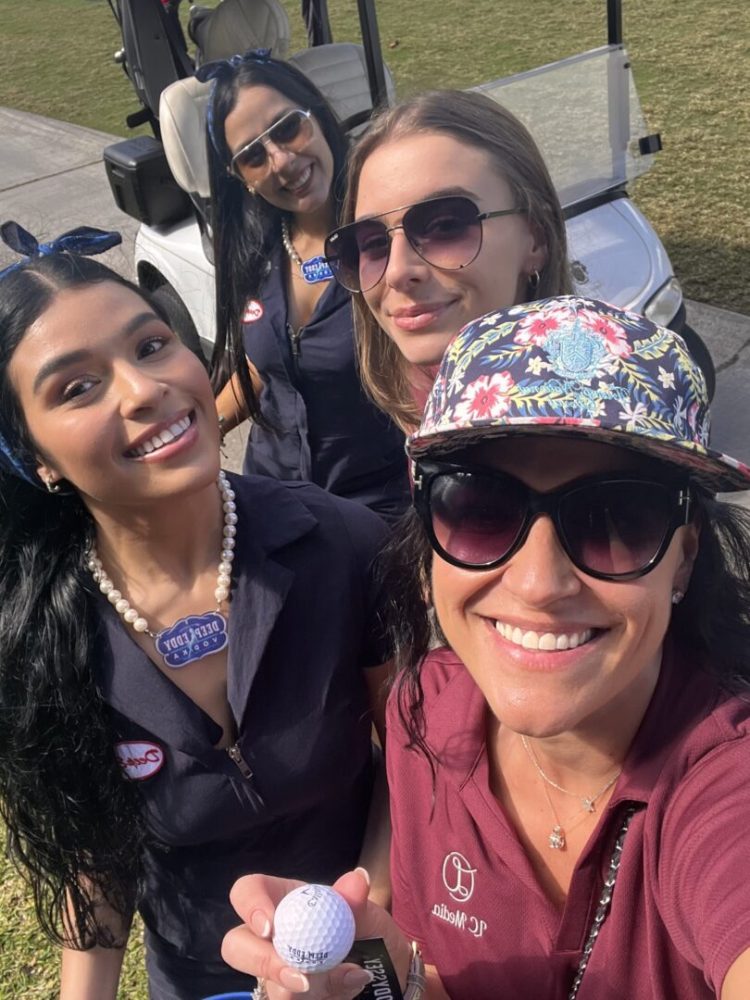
[0,255,160,947]
[206,54,349,402]
[383,483,750,763]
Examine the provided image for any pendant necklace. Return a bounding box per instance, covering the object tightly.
[87,471,236,669]
[281,217,333,285]
[521,734,621,851]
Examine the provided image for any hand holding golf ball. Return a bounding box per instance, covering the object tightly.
[222,869,414,998]
[272,884,356,973]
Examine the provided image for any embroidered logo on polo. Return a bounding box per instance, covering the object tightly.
[243,299,264,323]
[155,612,228,668]
[431,850,487,939]
[115,741,165,781]
[442,851,476,902]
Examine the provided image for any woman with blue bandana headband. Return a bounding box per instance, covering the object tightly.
[218,298,750,1000]
[0,226,394,1000]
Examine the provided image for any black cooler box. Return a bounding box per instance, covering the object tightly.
[104,136,191,227]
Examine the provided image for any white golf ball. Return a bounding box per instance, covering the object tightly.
[272,884,356,973]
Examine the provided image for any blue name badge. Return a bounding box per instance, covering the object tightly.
[301,255,334,284]
[155,612,228,669]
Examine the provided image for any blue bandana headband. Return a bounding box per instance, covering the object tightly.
[195,48,273,159]
[0,220,122,486]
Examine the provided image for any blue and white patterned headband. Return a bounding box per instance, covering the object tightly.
[0,220,122,485]
[195,48,273,159]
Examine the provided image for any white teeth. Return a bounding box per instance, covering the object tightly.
[287,165,311,192]
[128,415,192,458]
[495,621,595,651]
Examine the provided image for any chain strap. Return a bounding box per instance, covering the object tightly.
[567,805,637,1000]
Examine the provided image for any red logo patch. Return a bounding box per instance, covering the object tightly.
[243,299,264,323]
[115,741,165,781]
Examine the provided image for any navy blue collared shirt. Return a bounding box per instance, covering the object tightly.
[242,244,409,523]
[95,474,390,962]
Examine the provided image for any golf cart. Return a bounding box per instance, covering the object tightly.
[102,0,714,393]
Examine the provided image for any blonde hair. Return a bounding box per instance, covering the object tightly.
[343,90,573,432]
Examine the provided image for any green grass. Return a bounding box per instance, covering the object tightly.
[0,1,748,995]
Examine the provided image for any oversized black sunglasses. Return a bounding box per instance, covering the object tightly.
[324,195,523,292]
[413,461,693,581]
[229,108,314,181]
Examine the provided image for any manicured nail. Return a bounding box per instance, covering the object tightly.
[343,968,375,990]
[354,866,371,887]
[280,968,310,992]
[250,909,271,939]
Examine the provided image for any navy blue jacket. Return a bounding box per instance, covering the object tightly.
[95,474,390,966]
[242,245,409,523]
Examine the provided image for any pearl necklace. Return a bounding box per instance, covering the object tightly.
[87,471,236,669]
[521,735,621,851]
[280,217,333,285]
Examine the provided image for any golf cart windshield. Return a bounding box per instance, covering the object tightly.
[474,44,657,210]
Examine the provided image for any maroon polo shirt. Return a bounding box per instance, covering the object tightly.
[387,644,750,999]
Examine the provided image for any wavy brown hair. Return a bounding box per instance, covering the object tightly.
[341,90,573,432]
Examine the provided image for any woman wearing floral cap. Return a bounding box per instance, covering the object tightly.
[220,297,750,1000]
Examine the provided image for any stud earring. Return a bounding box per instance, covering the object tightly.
[671,590,684,605]
[246,185,256,195]
[45,475,61,494]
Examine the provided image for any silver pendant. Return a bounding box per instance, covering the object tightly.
[582,797,595,812]
[549,825,566,850]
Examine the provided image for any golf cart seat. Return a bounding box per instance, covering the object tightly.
[288,43,395,131]
[159,43,394,206]
[189,0,291,65]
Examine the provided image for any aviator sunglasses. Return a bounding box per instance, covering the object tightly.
[324,195,523,292]
[413,461,693,581]
[229,108,314,181]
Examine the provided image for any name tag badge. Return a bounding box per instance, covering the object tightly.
[115,740,165,781]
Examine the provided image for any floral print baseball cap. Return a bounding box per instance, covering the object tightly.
[408,296,750,492]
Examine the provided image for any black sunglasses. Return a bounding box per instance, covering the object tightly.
[413,461,693,581]
[324,195,523,292]
[229,108,314,180]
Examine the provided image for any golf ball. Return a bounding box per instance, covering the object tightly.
[272,884,356,973]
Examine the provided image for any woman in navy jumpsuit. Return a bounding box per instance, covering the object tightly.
[0,241,391,1000]
[207,52,409,523]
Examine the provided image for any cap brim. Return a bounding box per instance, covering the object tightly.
[408,419,750,494]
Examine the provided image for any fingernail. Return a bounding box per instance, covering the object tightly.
[354,866,371,887]
[250,909,271,939]
[343,968,375,990]
[280,968,310,992]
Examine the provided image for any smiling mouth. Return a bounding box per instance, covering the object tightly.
[285,165,312,192]
[494,621,599,651]
[125,413,194,458]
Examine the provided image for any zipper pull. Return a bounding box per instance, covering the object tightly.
[226,742,254,780]
[287,323,301,360]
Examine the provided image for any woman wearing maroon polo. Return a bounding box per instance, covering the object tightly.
[222,297,750,1000]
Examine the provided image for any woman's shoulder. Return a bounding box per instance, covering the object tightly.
[227,472,389,555]
[386,647,474,731]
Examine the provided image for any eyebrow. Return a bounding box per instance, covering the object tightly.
[32,311,160,393]
[354,186,482,222]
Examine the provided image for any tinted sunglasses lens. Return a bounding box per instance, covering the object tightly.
[233,142,266,174]
[430,472,527,566]
[232,112,311,178]
[405,197,482,269]
[560,482,674,577]
[325,220,388,292]
[271,110,310,146]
